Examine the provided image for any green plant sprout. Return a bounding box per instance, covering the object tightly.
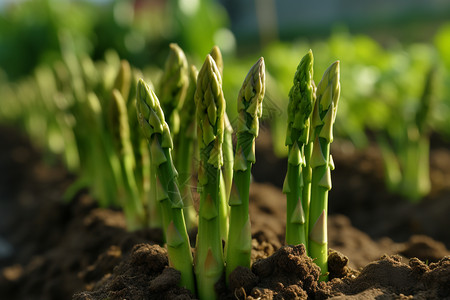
[158,43,189,137]
[210,45,232,245]
[194,54,226,300]
[308,60,340,281]
[175,64,200,230]
[109,89,146,229]
[378,66,437,202]
[136,79,196,294]
[226,57,265,283]
[283,50,315,249]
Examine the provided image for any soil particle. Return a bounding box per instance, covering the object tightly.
[73,243,195,300]
[251,237,276,262]
[423,257,450,298]
[325,254,450,299]
[149,267,180,292]
[228,266,259,297]
[250,244,321,299]
[399,235,450,263]
[327,249,354,280]
[79,246,122,283]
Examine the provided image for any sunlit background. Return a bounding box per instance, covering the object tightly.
[1,0,450,195]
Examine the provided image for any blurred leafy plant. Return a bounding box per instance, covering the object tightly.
[0,0,95,80]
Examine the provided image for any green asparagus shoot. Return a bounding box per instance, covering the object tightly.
[176,64,200,230]
[210,45,232,245]
[109,89,146,229]
[194,54,226,300]
[113,60,132,102]
[283,50,315,249]
[400,66,437,201]
[378,66,437,202]
[308,60,340,281]
[158,43,189,136]
[137,79,195,294]
[225,57,265,283]
[209,45,224,77]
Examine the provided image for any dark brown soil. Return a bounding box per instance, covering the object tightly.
[1,125,449,299]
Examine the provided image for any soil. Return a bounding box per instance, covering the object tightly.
[0,125,449,300]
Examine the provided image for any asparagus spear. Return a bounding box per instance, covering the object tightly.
[158,43,189,136]
[109,89,146,229]
[308,61,340,281]
[209,45,224,75]
[137,79,195,294]
[113,60,132,102]
[176,65,200,230]
[210,45,232,244]
[415,66,437,136]
[84,92,118,208]
[127,69,162,228]
[194,55,226,300]
[283,50,315,248]
[401,66,437,201]
[225,57,265,283]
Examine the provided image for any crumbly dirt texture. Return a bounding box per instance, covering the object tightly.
[1,126,450,299]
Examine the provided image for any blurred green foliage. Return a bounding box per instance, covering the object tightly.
[0,0,230,80]
[0,0,95,79]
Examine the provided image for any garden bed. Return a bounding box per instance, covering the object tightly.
[0,126,449,299]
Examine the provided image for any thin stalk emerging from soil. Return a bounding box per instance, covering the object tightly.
[194,54,226,300]
[283,50,315,249]
[136,79,195,294]
[225,57,265,283]
[175,65,199,230]
[158,43,189,137]
[308,61,340,281]
[109,89,146,229]
[210,45,232,245]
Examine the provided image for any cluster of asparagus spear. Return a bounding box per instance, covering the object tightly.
[0,45,156,230]
[137,46,340,297]
[137,44,266,298]
[283,51,340,281]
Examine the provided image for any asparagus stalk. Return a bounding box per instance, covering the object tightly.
[283,50,315,248]
[194,55,226,300]
[401,66,436,201]
[308,61,340,281]
[158,43,189,137]
[378,66,436,202]
[83,92,118,208]
[209,45,224,75]
[415,67,437,135]
[136,79,195,294]
[113,60,132,102]
[303,79,317,241]
[109,89,146,229]
[176,65,200,230]
[225,57,265,283]
[128,69,162,228]
[223,114,234,202]
[209,46,232,245]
